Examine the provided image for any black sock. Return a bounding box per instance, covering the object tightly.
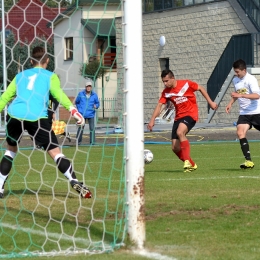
[0,155,13,176]
[239,138,251,160]
[56,157,77,179]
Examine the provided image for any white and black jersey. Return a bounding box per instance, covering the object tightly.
[233,72,260,115]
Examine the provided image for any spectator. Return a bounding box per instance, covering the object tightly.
[75,80,100,145]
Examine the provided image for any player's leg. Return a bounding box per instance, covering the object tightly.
[76,123,85,145]
[0,116,21,198]
[88,117,95,144]
[171,120,182,159]
[65,132,71,142]
[175,116,197,172]
[48,147,91,198]
[236,115,254,169]
[26,119,92,198]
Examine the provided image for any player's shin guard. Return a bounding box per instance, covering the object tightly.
[54,153,77,181]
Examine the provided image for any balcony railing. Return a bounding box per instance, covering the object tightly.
[103,53,116,69]
[237,0,260,32]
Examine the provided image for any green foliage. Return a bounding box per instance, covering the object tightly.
[79,59,105,81]
[41,0,73,8]
[2,0,72,15]
[0,32,55,84]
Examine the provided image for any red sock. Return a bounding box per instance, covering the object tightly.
[189,157,195,167]
[180,140,196,166]
[180,140,190,161]
[176,150,184,161]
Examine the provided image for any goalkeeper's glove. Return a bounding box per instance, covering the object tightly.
[70,107,85,127]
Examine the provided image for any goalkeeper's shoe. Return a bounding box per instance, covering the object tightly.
[240,160,254,169]
[183,160,198,172]
[70,180,92,198]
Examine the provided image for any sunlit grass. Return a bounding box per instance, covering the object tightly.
[1,141,260,259]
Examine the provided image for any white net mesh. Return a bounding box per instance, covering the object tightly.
[0,0,127,257]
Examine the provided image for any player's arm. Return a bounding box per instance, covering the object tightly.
[225,96,237,114]
[49,74,73,110]
[0,78,17,112]
[231,92,260,99]
[49,74,84,126]
[147,102,163,131]
[197,85,218,110]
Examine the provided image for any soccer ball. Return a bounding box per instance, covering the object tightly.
[144,149,153,164]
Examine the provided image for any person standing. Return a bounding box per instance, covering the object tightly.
[75,80,100,145]
[226,59,260,169]
[147,69,218,172]
[0,46,92,199]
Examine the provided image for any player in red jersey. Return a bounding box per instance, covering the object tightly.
[147,69,218,172]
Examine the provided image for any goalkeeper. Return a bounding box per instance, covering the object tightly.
[0,46,91,199]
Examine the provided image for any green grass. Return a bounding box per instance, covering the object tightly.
[1,141,260,259]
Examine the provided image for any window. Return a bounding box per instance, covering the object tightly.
[143,0,216,13]
[5,29,11,38]
[159,58,169,71]
[65,37,73,60]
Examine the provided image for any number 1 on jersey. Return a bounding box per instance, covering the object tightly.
[27,74,37,90]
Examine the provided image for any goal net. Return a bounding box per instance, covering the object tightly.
[0,0,144,257]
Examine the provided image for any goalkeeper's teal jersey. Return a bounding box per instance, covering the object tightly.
[0,67,73,121]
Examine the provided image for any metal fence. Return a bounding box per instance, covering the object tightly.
[237,0,260,32]
[97,98,118,119]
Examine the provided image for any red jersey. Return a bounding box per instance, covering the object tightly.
[159,80,199,121]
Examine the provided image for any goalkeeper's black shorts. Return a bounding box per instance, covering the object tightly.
[5,115,59,151]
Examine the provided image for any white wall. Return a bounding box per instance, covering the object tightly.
[53,5,121,102]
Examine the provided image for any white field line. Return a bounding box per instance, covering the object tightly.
[158,176,260,181]
[133,249,178,260]
[1,222,178,259]
[1,222,89,244]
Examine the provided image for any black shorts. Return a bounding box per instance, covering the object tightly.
[6,115,59,151]
[172,116,196,139]
[237,114,260,131]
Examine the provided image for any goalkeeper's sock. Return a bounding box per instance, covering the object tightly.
[54,153,77,181]
[0,173,8,191]
[0,150,16,189]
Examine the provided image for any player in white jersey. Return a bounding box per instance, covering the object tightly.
[226,59,260,169]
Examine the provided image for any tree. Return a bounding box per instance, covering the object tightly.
[79,58,105,82]
[41,0,72,8]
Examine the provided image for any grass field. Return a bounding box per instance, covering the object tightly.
[1,140,260,259]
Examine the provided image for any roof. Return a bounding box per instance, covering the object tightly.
[49,0,121,27]
[81,19,116,37]
[0,0,65,43]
